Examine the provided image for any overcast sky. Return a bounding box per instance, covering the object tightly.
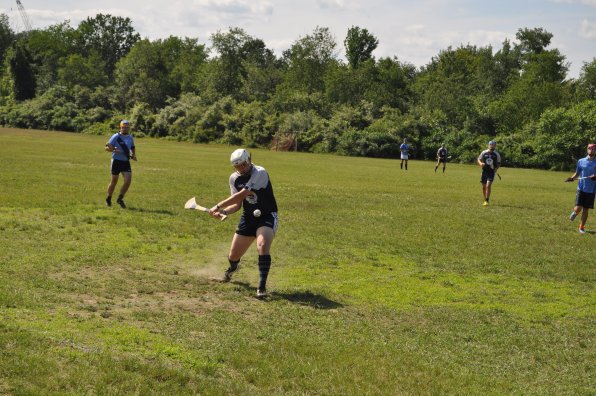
[3,0,595,78]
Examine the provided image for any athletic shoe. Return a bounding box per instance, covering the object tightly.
[578,227,586,234]
[222,264,240,282]
[569,211,577,221]
[483,201,489,206]
[256,288,267,299]
[105,197,112,207]
[116,197,126,208]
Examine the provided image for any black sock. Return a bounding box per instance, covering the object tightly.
[227,259,239,273]
[117,194,124,201]
[258,255,271,290]
[106,195,112,201]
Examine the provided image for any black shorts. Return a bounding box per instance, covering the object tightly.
[481,168,495,184]
[438,158,446,163]
[111,159,131,175]
[576,190,595,209]
[236,212,278,237]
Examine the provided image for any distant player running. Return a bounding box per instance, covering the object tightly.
[435,144,447,173]
[105,120,137,208]
[565,143,596,234]
[400,138,410,170]
[477,140,501,206]
[209,149,279,298]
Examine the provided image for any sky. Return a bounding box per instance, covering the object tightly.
[2,0,595,78]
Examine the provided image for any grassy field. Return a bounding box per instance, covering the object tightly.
[0,128,594,395]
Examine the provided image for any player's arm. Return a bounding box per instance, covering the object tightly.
[105,143,120,153]
[495,153,502,171]
[565,172,579,182]
[130,145,137,161]
[477,156,485,167]
[209,188,251,216]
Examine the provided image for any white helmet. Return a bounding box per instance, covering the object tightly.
[230,148,250,166]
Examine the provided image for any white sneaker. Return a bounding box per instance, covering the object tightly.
[579,227,586,234]
[256,289,267,298]
[569,211,577,221]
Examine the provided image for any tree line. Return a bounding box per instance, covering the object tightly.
[0,13,594,169]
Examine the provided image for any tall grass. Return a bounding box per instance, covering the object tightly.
[0,128,593,394]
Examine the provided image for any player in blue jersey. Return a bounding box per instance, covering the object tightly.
[477,140,501,206]
[400,138,410,170]
[209,149,279,298]
[565,143,596,233]
[435,143,447,173]
[105,120,137,208]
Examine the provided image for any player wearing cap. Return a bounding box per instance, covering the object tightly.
[565,143,596,233]
[477,140,501,206]
[209,149,279,298]
[105,120,137,208]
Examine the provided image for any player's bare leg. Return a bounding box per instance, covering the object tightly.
[106,174,119,206]
[222,234,254,282]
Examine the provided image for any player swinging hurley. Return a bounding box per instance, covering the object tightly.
[209,149,279,298]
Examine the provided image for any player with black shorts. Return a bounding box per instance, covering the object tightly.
[566,143,596,233]
[477,140,501,206]
[105,120,137,208]
[209,149,278,298]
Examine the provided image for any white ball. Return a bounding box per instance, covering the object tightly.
[253,209,261,217]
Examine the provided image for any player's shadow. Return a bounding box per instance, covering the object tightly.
[231,282,343,309]
[126,207,176,215]
[273,290,344,310]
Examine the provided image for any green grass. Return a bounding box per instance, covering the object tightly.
[0,128,594,395]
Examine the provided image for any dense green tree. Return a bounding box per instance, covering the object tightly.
[0,14,14,67]
[24,22,77,91]
[415,45,483,128]
[9,42,36,101]
[344,26,378,69]
[58,53,107,88]
[577,58,596,100]
[203,28,275,100]
[489,28,569,133]
[115,37,204,111]
[516,27,553,55]
[282,26,338,93]
[75,14,140,80]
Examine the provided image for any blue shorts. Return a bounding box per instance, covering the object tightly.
[111,159,131,175]
[236,212,278,237]
[481,168,495,184]
[576,190,595,209]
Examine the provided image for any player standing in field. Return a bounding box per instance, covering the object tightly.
[565,143,596,234]
[435,143,447,173]
[105,120,137,208]
[209,149,279,298]
[400,138,410,170]
[477,140,501,206]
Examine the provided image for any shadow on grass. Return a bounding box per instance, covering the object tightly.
[230,281,343,309]
[272,290,344,310]
[126,207,176,215]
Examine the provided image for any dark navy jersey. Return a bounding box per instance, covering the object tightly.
[478,149,501,170]
[437,147,447,158]
[229,164,278,216]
